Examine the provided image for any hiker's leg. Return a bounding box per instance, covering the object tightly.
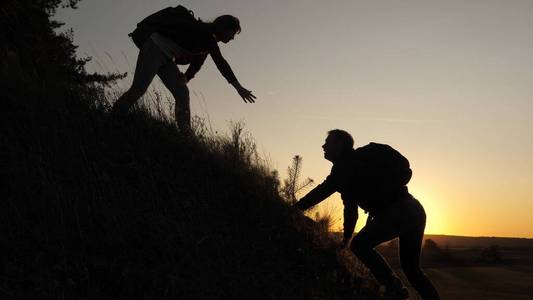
[157,63,190,131]
[399,202,441,300]
[113,39,166,116]
[350,217,401,287]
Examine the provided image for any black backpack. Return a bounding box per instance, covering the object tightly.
[358,142,412,188]
[129,5,198,47]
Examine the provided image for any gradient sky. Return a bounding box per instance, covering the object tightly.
[56,0,533,238]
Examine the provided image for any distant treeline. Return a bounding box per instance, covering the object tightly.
[423,234,533,249]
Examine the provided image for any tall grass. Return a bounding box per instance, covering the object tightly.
[2,78,382,299]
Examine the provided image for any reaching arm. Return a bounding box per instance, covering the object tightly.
[209,43,238,84]
[342,199,358,246]
[209,43,256,103]
[183,41,237,84]
[294,174,337,211]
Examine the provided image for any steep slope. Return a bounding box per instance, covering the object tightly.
[2,89,380,299]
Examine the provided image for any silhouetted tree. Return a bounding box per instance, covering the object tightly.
[1,0,124,85]
[281,155,314,204]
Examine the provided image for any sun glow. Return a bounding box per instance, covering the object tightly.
[409,187,449,235]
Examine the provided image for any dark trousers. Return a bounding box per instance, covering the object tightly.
[350,196,440,300]
[113,38,190,130]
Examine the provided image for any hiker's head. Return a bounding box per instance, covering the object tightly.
[212,15,241,43]
[322,129,354,162]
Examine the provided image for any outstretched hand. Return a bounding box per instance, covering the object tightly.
[235,85,256,103]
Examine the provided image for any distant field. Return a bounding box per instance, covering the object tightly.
[423,234,533,249]
[397,265,533,300]
[331,233,533,298]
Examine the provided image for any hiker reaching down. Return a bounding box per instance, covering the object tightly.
[112,5,256,132]
[294,130,441,300]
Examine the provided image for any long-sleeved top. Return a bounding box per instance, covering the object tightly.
[150,32,193,62]
[130,7,238,83]
[294,143,412,241]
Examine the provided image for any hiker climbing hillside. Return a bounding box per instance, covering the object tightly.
[112,5,256,132]
[295,129,441,300]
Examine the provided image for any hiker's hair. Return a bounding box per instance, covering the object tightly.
[212,15,241,34]
[327,129,354,149]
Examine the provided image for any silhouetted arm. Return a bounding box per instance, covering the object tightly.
[207,43,256,103]
[209,43,238,84]
[184,54,208,82]
[294,174,337,210]
[342,199,358,245]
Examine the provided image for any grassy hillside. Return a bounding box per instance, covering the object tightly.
[1,84,382,299]
[0,2,384,298]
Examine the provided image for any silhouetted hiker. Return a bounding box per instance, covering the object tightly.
[295,130,440,300]
[112,5,256,132]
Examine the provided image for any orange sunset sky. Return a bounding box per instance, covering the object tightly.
[56,0,533,238]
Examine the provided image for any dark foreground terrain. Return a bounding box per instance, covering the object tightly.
[2,85,387,299]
